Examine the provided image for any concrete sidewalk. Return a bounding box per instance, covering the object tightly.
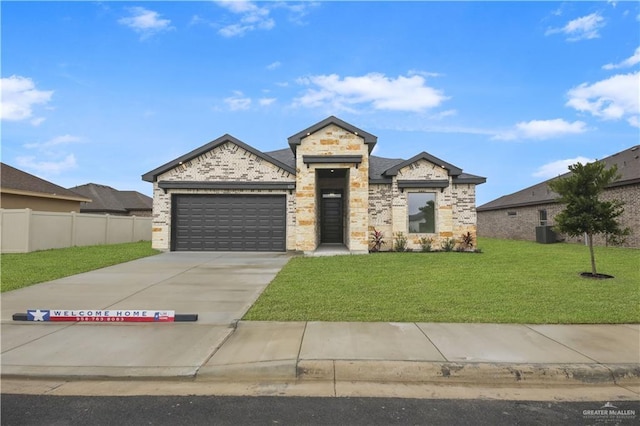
[199,322,640,389]
[1,252,639,397]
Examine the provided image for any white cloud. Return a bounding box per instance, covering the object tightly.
[566,71,639,127]
[24,134,82,149]
[216,1,274,37]
[545,12,605,41]
[267,61,281,70]
[118,7,173,39]
[0,75,53,123]
[272,1,320,25]
[602,46,640,70]
[224,91,251,110]
[16,154,77,176]
[533,156,595,178]
[259,97,276,106]
[19,134,83,176]
[293,72,448,113]
[493,119,588,140]
[429,109,457,120]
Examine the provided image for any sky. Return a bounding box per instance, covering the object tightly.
[2,1,639,206]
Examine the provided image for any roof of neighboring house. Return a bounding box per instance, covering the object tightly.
[0,162,91,202]
[69,183,152,214]
[477,145,640,212]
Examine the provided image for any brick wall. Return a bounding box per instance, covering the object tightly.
[368,161,479,251]
[477,183,639,248]
[151,141,296,251]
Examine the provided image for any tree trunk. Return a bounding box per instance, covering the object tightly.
[587,232,597,275]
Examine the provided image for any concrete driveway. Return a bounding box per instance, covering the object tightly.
[1,252,290,378]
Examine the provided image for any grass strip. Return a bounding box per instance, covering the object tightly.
[1,241,159,292]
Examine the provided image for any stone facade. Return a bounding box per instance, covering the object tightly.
[143,116,485,253]
[295,124,370,254]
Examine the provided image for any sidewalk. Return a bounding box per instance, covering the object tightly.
[2,319,639,389]
[200,321,640,387]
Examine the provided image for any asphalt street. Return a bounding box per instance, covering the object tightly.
[2,394,638,426]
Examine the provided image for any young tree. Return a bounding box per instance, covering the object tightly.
[547,161,627,276]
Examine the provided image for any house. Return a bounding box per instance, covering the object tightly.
[477,145,640,248]
[0,162,91,212]
[69,183,153,217]
[142,116,486,253]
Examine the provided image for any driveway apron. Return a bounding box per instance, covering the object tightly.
[1,252,290,379]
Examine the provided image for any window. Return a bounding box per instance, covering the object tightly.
[539,209,548,226]
[408,193,436,233]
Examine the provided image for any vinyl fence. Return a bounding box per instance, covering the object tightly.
[0,209,152,253]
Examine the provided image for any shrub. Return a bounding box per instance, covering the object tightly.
[394,232,408,252]
[370,228,386,252]
[460,232,474,251]
[419,237,434,252]
[441,238,455,252]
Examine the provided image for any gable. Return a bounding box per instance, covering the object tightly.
[288,115,377,154]
[396,158,450,180]
[142,134,295,182]
[157,140,295,182]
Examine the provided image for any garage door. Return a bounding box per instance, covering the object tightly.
[172,195,286,251]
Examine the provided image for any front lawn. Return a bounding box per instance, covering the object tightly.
[1,241,160,292]
[244,238,639,323]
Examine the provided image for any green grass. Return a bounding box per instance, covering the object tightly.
[1,241,160,292]
[244,238,640,324]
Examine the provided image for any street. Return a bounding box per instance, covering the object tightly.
[2,394,637,425]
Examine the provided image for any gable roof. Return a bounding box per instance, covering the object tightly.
[69,183,152,213]
[382,151,464,177]
[477,144,640,212]
[142,134,296,182]
[287,116,378,154]
[0,162,91,202]
[142,118,485,187]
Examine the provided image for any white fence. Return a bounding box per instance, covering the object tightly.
[0,209,152,253]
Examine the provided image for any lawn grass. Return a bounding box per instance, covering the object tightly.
[1,241,160,293]
[244,238,640,324]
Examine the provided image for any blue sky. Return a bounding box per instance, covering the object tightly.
[2,1,639,205]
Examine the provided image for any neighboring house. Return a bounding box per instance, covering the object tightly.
[142,116,486,253]
[0,162,91,212]
[477,145,640,248]
[69,183,153,217]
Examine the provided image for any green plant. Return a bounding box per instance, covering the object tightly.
[441,238,455,252]
[460,232,474,251]
[370,228,386,252]
[394,232,408,252]
[548,161,629,276]
[419,237,434,252]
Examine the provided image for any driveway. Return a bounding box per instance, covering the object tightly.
[1,252,290,379]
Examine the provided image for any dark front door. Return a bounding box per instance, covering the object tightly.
[321,191,343,243]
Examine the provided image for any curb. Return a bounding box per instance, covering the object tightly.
[194,360,640,386]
